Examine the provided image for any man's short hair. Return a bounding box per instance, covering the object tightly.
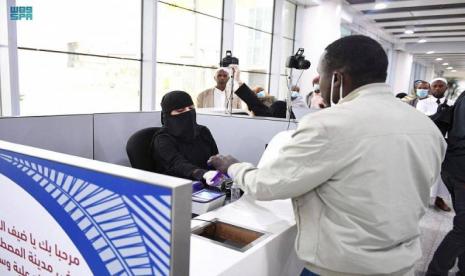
[324,35,388,88]
[214,67,230,78]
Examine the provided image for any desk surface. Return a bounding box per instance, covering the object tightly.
[189,195,303,276]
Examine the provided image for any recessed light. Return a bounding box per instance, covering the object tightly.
[451,70,457,72]
[435,58,443,61]
[418,39,427,43]
[442,63,449,66]
[446,67,453,70]
[426,51,435,54]
[374,3,387,10]
[404,26,415,34]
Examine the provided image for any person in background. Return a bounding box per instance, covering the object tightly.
[208,35,446,275]
[402,79,424,106]
[229,65,295,119]
[197,68,242,109]
[408,80,431,108]
[416,78,453,212]
[306,76,326,109]
[418,78,455,112]
[151,91,218,181]
[290,85,307,108]
[252,86,276,107]
[427,91,465,275]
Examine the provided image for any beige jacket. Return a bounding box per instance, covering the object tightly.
[196,87,242,109]
[229,83,446,275]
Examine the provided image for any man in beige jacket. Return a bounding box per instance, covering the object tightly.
[209,35,446,275]
[197,68,242,109]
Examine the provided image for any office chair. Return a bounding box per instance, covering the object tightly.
[126,127,160,172]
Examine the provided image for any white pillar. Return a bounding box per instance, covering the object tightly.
[425,66,435,82]
[294,0,342,94]
[391,50,413,95]
[221,0,235,58]
[0,0,20,116]
[268,0,284,97]
[140,0,158,111]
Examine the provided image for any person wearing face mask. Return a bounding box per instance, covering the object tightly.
[252,86,275,107]
[290,85,307,108]
[225,65,294,118]
[208,35,446,275]
[407,80,430,107]
[196,68,242,110]
[151,91,219,181]
[402,79,423,106]
[416,78,452,212]
[416,78,455,116]
[306,76,327,109]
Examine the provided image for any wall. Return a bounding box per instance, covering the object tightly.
[93,112,162,166]
[0,115,93,158]
[197,113,297,165]
[391,50,413,95]
[0,112,300,169]
[294,0,343,94]
[425,66,435,82]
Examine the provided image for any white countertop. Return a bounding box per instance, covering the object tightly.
[189,195,304,276]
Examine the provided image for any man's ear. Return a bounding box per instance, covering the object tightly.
[332,72,343,87]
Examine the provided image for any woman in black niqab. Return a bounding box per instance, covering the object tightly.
[151,91,219,181]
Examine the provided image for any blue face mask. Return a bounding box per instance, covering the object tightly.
[416,89,429,98]
[256,91,265,98]
[291,91,300,99]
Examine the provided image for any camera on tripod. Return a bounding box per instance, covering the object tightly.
[286,48,311,70]
[220,50,239,67]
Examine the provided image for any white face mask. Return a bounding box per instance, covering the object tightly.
[330,73,344,106]
[416,89,429,98]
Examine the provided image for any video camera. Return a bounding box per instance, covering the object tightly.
[220,50,239,67]
[286,48,311,70]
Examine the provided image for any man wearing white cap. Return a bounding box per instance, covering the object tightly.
[196,68,242,109]
[416,77,454,212]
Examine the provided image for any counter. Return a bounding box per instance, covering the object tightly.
[189,195,304,276]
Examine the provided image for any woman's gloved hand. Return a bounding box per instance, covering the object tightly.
[191,169,207,181]
[203,170,219,185]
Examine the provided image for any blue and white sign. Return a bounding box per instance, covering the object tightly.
[0,141,191,276]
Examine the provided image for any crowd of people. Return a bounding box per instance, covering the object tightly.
[194,64,329,118]
[148,34,464,275]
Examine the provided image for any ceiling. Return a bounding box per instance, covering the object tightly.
[346,0,465,78]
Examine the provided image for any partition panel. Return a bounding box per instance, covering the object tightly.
[197,113,297,165]
[93,112,162,166]
[0,115,93,159]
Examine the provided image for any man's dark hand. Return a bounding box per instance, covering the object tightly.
[208,154,239,174]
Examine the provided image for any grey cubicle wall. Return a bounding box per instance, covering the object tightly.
[0,112,297,168]
[0,115,93,158]
[92,111,297,167]
[93,112,162,166]
[197,113,297,165]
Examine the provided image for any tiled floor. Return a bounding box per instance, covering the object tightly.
[415,202,458,275]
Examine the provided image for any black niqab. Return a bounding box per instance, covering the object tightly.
[161,91,197,140]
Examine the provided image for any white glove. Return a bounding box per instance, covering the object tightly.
[203,170,219,185]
